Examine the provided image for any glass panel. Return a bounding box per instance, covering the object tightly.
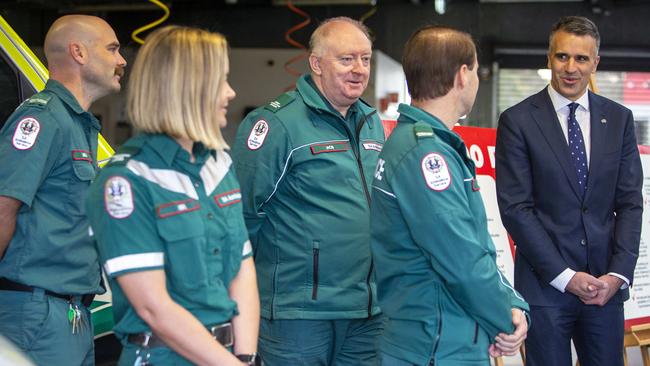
[498,69,650,145]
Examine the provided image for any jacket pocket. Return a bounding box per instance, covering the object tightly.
[430,285,443,362]
[473,322,479,344]
[270,246,280,319]
[312,241,320,300]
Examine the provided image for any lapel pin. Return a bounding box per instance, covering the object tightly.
[601,118,607,124]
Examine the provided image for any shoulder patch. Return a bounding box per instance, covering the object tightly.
[264,93,295,113]
[414,121,435,139]
[247,120,269,150]
[12,117,41,150]
[422,153,451,191]
[104,176,134,219]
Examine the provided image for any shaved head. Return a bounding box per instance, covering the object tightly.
[43,15,126,109]
[44,15,113,66]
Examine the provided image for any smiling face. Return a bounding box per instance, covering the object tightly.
[309,21,372,116]
[548,30,600,101]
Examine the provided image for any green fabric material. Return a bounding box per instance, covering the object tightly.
[87,133,249,339]
[232,74,385,320]
[0,79,102,295]
[0,290,95,366]
[370,103,529,365]
[259,316,385,366]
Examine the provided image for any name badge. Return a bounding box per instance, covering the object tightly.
[156,199,201,218]
[310,141,349,155]
[215,189,242,208]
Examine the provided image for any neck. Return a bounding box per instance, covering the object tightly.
[312,75,351,117]
[50,72,93,111]
[411,95,462,130]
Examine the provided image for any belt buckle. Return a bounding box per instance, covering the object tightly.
[140,332,152,348]
[210,323,233,347]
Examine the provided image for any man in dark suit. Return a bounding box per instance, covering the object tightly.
[496,16,643,366]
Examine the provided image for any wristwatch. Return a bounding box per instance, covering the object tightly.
[236,353,262,366]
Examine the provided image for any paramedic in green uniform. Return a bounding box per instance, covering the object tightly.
[0,15,126,366]
[370,26,529,366]
[87,26,260,366]
[232,17,384,366]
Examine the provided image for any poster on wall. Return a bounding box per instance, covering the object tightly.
[383,121,650,328]
[623,146,650,327]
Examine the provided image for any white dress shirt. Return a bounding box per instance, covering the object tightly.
[545,85,629,293]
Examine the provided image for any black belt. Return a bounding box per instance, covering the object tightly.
[0,277,95,307]
[128,322,234,349]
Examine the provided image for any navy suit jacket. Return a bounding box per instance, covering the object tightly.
[495,87,643,306]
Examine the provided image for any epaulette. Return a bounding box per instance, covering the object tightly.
[24,94,52,109]
[264,93,295,113]
[104,145,141,167]
[414,121,435,139]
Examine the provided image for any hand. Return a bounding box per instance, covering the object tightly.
[488,343,503,358]
[565,272,607,300]
[493,308,528,356]
[581,275,623,306]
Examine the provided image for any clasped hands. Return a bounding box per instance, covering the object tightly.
[566,272,623,306]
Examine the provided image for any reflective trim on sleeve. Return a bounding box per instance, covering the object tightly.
[497,269,525,302]
[242,240,252,257]
[104,252,165,275]
[260,139,351,210]
[372,185,396,198]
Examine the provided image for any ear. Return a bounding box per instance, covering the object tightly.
[69,42,88,65]
[309,53,322,76]
[456,64,468,89]
[547,53,552,69]
[592,55,600,74]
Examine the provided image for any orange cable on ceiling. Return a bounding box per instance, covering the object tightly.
[283,0,311,90]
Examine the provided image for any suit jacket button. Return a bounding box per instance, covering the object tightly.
[582,207,588,214]
[580,239,586,246]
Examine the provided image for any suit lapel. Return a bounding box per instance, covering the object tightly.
[530,89,582,200]
[585,91,607,199]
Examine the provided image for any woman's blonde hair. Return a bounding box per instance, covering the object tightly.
[127,25,229,150]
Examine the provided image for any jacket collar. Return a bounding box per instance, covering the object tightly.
[145,133,212,167]
[296,74,366,120]
[397,103,465,152]
[45,79,101,130]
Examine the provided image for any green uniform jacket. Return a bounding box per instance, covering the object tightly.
[232,74,384,319]
[370,104,529,366]
[87,134,251,338]
[0,80,102,295]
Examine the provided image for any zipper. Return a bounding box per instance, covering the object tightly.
[270,247,279,320]
[354,112,375,318]
[352,112,373,207]
[312,241,320,300]
[429,291,443,365]
[365,261,374,318]
[339,110,377,318]
[473,322,479,344]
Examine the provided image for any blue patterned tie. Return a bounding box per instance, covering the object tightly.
[567,102,588,195]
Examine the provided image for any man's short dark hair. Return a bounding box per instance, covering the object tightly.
[549,16,600,53]
[402,26,476,101]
